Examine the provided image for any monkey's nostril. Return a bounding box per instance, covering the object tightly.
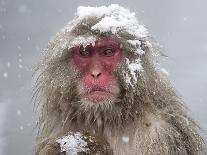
[91,72,102,78]
[97,72,101,77]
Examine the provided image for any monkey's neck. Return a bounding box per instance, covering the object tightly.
[60,106,142,137]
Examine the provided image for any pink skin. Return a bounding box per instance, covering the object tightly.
[71,39,123,103]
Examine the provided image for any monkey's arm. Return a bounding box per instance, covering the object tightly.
[134,113,205,155]
[36,132,113,155]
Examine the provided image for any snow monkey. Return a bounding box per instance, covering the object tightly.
[35,4,206,155]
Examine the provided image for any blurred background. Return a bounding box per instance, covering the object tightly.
[0,0,207,154]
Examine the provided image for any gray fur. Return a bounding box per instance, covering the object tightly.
[34,15,207,155]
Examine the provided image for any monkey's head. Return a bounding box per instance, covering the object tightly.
[36,4,166,131]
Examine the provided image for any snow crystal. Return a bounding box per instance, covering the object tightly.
[27,36,31,41]
[125,73,132,87]
[17,110,22,116]
[181,17,188,23]
[125,58,143,86]
[17,46,22,51]
[160,68,169,76]
[183,17,187,21]
[70,36,97,48]
[127,40,145,55]
[7,62,11,68]
[56,132,88,155]
[77,5,109,19]
[122,136,129,143]
[3,72,8,78]
[127,40,141,47]
[18,64,23,69]
[20,125,24,130]
[77,4,148,38]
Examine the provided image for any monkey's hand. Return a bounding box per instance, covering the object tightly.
[37,140,65,155]
[56,132,113,155]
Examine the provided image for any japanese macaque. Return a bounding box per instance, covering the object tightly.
[34,4,206,155]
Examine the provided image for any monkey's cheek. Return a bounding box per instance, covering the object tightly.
[82,91,115,103]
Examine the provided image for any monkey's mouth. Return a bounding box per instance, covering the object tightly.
[82,88,115,103]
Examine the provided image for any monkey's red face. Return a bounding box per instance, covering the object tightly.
[71,39,123,104]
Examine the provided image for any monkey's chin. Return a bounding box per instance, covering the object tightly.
[82,91,115,103]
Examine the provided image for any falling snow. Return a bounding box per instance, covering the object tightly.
[3,72,8,78]
[160,68,169,76]
[19,125,24,130]
[7,62,11,68]
[17,110,22,116]
[122,136,129,143]
[17,46,22,51]
[18,64,23,69]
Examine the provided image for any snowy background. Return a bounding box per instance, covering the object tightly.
[0,0,207,154]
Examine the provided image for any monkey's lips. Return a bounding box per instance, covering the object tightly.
[82,89,115,103]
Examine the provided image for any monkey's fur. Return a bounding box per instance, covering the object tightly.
[34,10,207,155]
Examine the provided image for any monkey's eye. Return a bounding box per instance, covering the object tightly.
[79,48,91,57]
[101,48,115,57]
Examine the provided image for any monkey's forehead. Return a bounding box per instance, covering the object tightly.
[70,36,122,48]
[70,36,97,48]
[63,4,148,39]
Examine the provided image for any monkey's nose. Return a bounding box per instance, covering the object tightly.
[91,70,102,78]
